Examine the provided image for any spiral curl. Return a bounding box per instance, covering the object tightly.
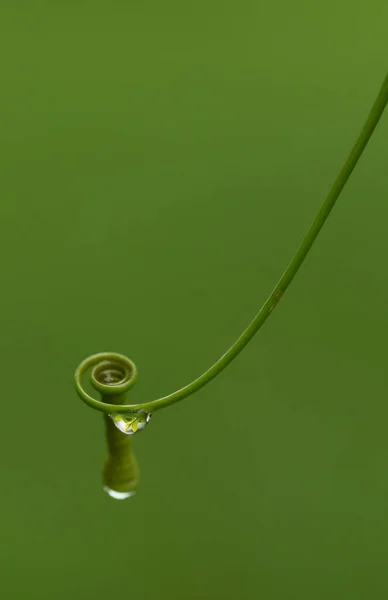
[74,352,142,415]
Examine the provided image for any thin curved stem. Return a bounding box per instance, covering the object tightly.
[145,73,388,412]
[75,73,388,415]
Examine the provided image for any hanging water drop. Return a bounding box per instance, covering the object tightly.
[103,486,136,500]
[110,410,152,435]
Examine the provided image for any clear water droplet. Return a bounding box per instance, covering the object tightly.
[103,486,136,500]
[110,410,152,435]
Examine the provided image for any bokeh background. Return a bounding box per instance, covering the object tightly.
[1,2,387,599]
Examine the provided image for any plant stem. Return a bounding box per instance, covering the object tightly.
[75,73,388,415]
[145,73,388,412]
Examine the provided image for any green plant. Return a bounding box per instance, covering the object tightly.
[75,74,388,499]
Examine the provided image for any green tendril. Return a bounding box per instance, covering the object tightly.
[75,73,388,417]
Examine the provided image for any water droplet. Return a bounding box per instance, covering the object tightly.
[103,486,136,500]
[110,410,152,435]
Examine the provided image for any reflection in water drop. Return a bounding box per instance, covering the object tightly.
[103,486,136,500]
[110,410,152,435]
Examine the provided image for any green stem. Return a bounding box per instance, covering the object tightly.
[75,73,388,415]
[102,392,139,495]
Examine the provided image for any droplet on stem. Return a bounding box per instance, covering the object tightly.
[110,410,152,435]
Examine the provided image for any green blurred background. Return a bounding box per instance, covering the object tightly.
[0,2,387,598]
